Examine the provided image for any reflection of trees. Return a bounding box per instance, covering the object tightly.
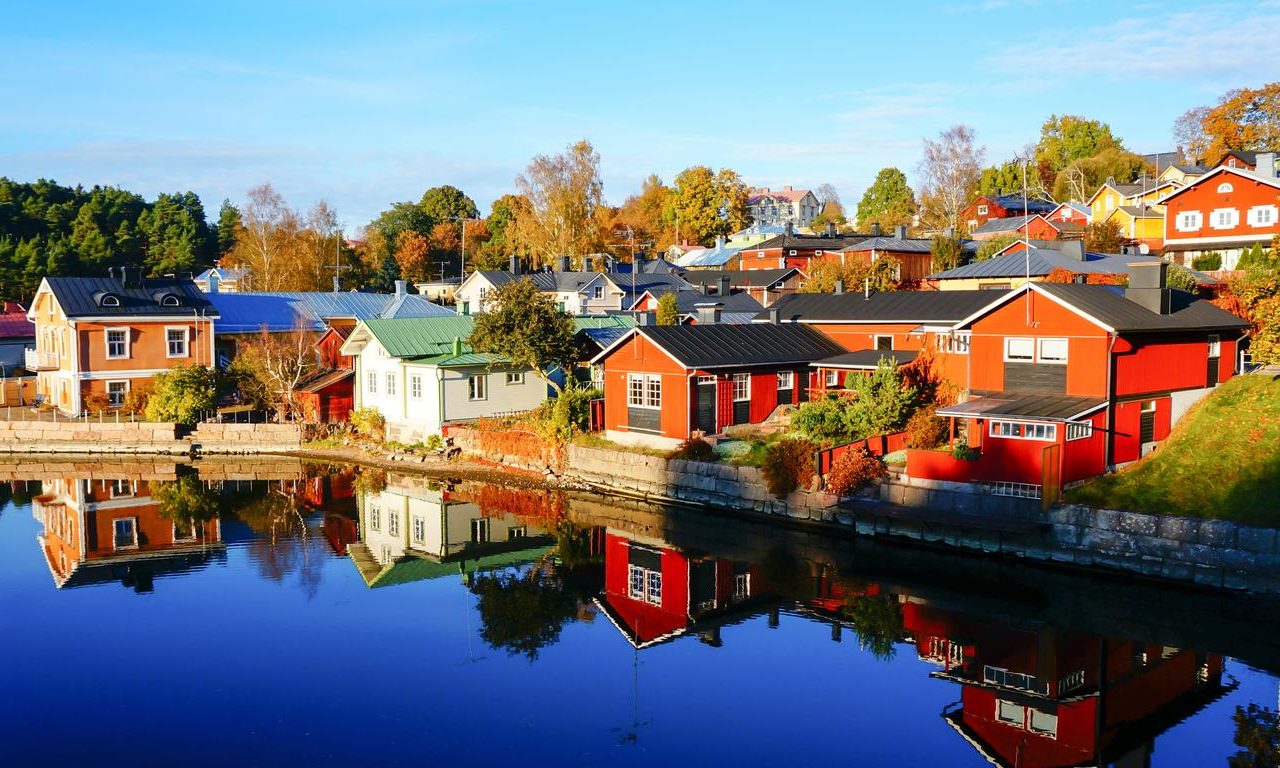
[844,593,904,660]
[153,474,219,529]
[1231,703,1280,767]
[226,480,326,597]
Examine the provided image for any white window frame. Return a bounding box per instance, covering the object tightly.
[1037,338,1068,364]
[1208,334,1221,357]
[508,525,527,540]
[366,371,378,394]
[825,369,839,387]
[950,332,971,355]
[369,505,381,532]
[109,479,136,498]
[468,374,487,401]
[112,517,138,550]
[1065,421,1093,441]
[977,204,989,216]
[627,374,661,409]
[172,522,197,542]
[1210,208,1239,230]
[1004,337,1035,362]
[471,517,490,543]
[165,326,190,358]
[1175,210,1202,232]
[628,564,662,605]
[106,380,129,408]
[996,700,1025,726]
[411,514,426,545]
[874,334,894,351]
[989,420,1057,441]
[387,511,399,537]
[1248,205,1278,228]
[385,372,396,397]
[105,327,130,360]
[1216,182,1234,193]
[592,285,604,300]
[409,373,423,400]
[505,372,525,386]
[732,372,750,401]
[777,371,794,390]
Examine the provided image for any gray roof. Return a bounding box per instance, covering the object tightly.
[44,276,217,319]
[679,269,799,290]
[987,194,1057,214]
[674,243,743,267]
[1027,283,1248,334]
[813,349,918,369]
[937,393,1107,422]
[761,290,1000,324]
[928,248,1171,281]
[749,232,871,251]
[477,270,603,294]
[632,324,845,369]
[672,289,763,314]
[208,291,452,334]
[972,215,1039,236]
[840,236,933,254]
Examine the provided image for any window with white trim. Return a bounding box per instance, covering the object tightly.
[1217,182,1234,193]
[777,371,794,390]
[507,525,526,540]
[627,563,663,605]
[1210,208,1239,229]
[1248,205,1278,227]
[627,374,661,408]
[411,515,426,545]
[1066,422,1093,441]
[825,369,839,387]
[977,204,989,216]
[384,372,396,397]
[367,371,377,394]
[112,517,138,550]
[1208,334,1221,357]
[468,375,487,401]
[106,380,128,407]
[875,335,893,351]
[470,518,490,543]
[1176,211,1202,231]
[1037,338,1068,364]
[505,372,525,385]
[387,511,399,537]
[166,327,189,358]
[989,421,1057,441]
[732,372,750,401]
[593,285,603,300]
[1004,337,1035,362]
[105,328,129,359]
[409,374,422,399]
[369,505,381,532]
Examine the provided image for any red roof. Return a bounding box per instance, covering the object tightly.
[0,309,34,340]
[748,186,811,204]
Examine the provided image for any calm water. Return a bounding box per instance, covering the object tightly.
[1,461,1278,767]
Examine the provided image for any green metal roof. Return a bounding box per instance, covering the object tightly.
[362,316,477,358]
[571,315,635,332]
[360,545,555,588]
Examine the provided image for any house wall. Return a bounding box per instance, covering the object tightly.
[1163,170,1280,267]
[967,292,1110,397]
[936,276,1033,292]
[354,337,408,424]
[440,365,545,422]
[1112,397,1171,465]
[1113,332,1236,397]
[603,532,691,642]
[1062,409,1108,484]
[601,333,690,448]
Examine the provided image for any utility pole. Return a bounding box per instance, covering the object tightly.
[455,216,481,281]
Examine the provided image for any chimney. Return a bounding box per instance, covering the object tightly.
[452,336,463,356]
[783,185,793,192]
[718,275,731,296]
[894,225,907,239]
[1060,239,1085,261]
[509,254,521,275]
[558,255,571,272]
[784,222,794,238]
[634,254,646,273]
[1125,261,1171,314]
[834,279,844,295]
[332,275,341,293]
[208,272,220,293]
[394,279,408,299]
[695,303,722,325]
[107,266,116,280]
[1257,152,1277,178]
[768,307,780,324]
[697,283,709,295]
[825,222,836,238]
[121,266,143,289]
[870,222,883,237]
[636,312,652,326]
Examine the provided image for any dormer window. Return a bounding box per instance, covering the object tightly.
[161,295,180,307]
[100,294,120,307]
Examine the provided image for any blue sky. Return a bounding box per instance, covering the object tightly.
[4,0,1279,231]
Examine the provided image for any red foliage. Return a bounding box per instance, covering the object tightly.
[1212,290,1252,325]
[761,438,818,498]
[824,447,889,496]
[463,484,566,527]
[667,437,717,462]
[905,405,948,450]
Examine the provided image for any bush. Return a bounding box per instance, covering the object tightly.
[422,433,443,452]
[668,437,717,462]
[824,447,888,496]
[83,391,110,414]
[1192,252,1222,271]
[145,365,223,426]
[122,382,152,415]
[546,386,602,441]
[953,442,979,461]
[350,407,386,442]
[791,395,850,442]
[905,405,948,449]
[761,437,818,498]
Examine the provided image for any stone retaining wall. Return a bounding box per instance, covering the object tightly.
[189,423,303,455]
[0,419,303,455]
[879,476,1041,518]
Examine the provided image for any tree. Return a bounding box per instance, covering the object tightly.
[856,167,916,230]
[1237,243,1276,273]
[137,191,215,275]
[418,185,478,224]
[508,139,607,268]
[930,235,966,272]
[800,257,901,294]
[974,234,1020,261]
[655,292,679,325]
[1175,82,1280,164]
[231,324,318,421]
[1052,147,1151,203]
[1084,219,1126,253]
[469,563,581,661]
[843,358,918,438]
[469,278,578,394]
[153,473,220,530]
[393,230,430,284]
[216,200,241,256]
[815,183,842,209]
[227,184,296,291]
[918,125,985,233]
[473,194,530,270]
[144,365,223,425]
[1034,115,1123,179]
[614,174,673,254]
[810,200,848,234]
[667,166,749,245]
[1230,703,1280,768]
[977,157,1048,200]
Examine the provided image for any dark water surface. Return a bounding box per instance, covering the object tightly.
[1,462,1277,767]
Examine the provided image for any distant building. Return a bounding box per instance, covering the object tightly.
[962,194,1056,231]
[747,186,821,229]
[194,266,248,293]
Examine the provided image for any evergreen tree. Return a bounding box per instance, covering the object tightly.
[216,199,241,256]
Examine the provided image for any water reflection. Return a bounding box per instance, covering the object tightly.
[3,461,1279,766]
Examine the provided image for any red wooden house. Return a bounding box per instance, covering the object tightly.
[1045,201,1091,227]
[590,322,843,449]
[912,263,1247,498]
[295,325,355,423]
[971,214,1067,242]
[737,225,869,273]
[837,229,936,284]
[962,194,1057,231]
[1158,158,1280,269]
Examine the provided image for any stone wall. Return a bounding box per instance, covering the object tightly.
[879,476,1041,518]
[189,423,303,455]
[0,419,302,455]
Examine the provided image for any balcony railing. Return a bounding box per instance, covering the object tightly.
[24,348,58,371]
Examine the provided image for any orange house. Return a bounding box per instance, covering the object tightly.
[27,269,218,414]
[1158,161,1280,268]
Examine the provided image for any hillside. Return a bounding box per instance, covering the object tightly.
[1067,374,1280,526]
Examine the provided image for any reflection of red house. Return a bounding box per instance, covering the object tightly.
[896,600,1233,768]
[596,531,770,648]
[296,325,354,423]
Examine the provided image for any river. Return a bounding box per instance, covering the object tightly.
[1,459,1277,767]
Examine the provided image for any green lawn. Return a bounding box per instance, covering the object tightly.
[1066,374,1280,527]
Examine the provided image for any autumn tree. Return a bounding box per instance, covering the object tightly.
[974,234,1020,261]
[977,157,1048,200]
[1034,115,1123,181]
[1051,148,1152,203]
[655,292,679,325]
[472,194,530,270]
[615,174,673,254]
[418,184,478,224]
[801,257,901,294]
[930,234,966,272]
[469,278,578,394]
[667,166,749,245]
[1174,82,1280,163]
[918,125,985,233]
[231,323,318,422]
[508,139,607,268]
[856,168,916,231]
[393,230,430,283]
[1084,219,1126,253]
[228,184,297,291]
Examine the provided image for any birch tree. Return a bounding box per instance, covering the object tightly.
[918,125,985,234]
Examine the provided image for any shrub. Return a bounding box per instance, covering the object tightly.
[905,405,948,449]
[761,437,818,498]
[953,442,979,461]
[824,447,888,496]
[1192,252,1222,271]
[145,365,223,426]
[122,382,152,415]
[83,391,110,414]
[350,407,386,442]
[422,433,444,452]
[546,386,602,441]
[791,395,851,442]
[668,437,717,462]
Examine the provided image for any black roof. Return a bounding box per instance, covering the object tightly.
[762,290,1001,324]
[673,289,763,314]
[937,392,1107,422]
[813,349,918,369]
[987,194,1057,213]
[679,268,799,289]
[635,324,844,369]
[750,232,871,251]
[45,276,217,318]
[1028,283,1249,333]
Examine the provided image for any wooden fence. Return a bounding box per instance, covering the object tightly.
[815,430,910,475]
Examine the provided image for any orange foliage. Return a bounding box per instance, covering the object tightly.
[901,344,959,407]
[1212,290,1252,325]
[463,484,566,527]
[824,448,888,496]
[1043,269,1124,286]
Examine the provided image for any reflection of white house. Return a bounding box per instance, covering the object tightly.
[341,316,547,443]
[347,475,554,588]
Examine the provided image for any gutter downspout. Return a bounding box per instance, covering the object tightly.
[686,371,695,437]
[436,367,446,436]
[1104,332,1117,469]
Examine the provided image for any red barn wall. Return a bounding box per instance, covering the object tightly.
[601,333,690,440]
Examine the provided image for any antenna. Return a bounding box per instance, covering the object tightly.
[1023,157,1032,326]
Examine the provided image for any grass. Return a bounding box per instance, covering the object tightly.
[571,432,668,457]
[1066,375,1280,527]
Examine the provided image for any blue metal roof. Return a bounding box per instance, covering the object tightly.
[208,291,452,334]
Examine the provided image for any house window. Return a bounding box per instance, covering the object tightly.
[1211,208,1239,229]
[777,371,794,390]
[100,294,120,307]
[1176,211,1202,231]
[112,518,137,550]
[593,285,604,300]
[944,332,971,355]
[166,327,189,358]
[1248,205,1278,227]
[627,564,662,605]
[825,370,839,387]
[977,205,989,216]
[1066,422,1093,441]
[411,515,426,545]
[468,375,487,401]
[387,512,399,537]
[109,479,135,498]
[1208,334,1221,357]
[997,700,1025,726]
[1029,709,1059,737]
[471,518,490,543]
[1217,182,1234,193]
[875,335,893,351]
[733,572,750,599]
[989,421,1057,441]
[369,505,381,532]
[1005,337,1035,362]
[367,372,378,394]
[627,374,661,408]
[385,372,396,397]
[105,328,129,359]
[508,525,526,540]
[1037,338,1068,364]
[506,372,525,385]
[173,522,197,542]
[106,380,128,407]
[732,373,750,401]
[409,374,423,399]
[590,364,604,388]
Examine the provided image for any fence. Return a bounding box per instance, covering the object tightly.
[0,406,146,423]
[815,430,910,475]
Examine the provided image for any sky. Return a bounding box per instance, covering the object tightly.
[3,0,1279,231]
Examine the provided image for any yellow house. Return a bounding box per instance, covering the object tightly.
[1102,205,1165,251]
[1087,179,1146,220]
[1158,163,1209,188]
